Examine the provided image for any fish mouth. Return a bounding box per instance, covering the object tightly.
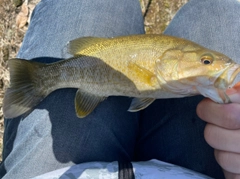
[227,64,240,88]
[210,64,240,103]
[214,64,240,89]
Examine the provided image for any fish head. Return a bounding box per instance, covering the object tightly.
[156,46,240,103]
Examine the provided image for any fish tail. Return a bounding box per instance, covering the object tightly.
[3,58,47,118]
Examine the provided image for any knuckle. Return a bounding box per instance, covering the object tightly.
[204,124,215,146]
[215,150,240,174]
[215,150,230,170]
[222,104,240,129]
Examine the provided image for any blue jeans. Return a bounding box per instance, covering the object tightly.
[1,0,240,178]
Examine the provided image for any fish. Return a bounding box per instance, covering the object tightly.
[3,34,240,119]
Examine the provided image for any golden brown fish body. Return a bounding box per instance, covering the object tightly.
[3,34,240,118]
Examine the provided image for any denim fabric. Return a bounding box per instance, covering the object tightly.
[1,0,240,178]
[135,1,240,179]
[1,1,144,178]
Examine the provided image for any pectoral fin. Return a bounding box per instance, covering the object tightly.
[128,61,157,87]
[75,89,106,118]
[128,98,155,112]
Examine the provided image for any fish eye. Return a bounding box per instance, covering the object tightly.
[201,55,213,65]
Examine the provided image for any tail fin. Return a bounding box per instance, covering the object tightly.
[3,58,47,119]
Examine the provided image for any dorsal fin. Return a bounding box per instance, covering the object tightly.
[67,37,109,55]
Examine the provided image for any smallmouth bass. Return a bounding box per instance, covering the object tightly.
[3,34,240,118]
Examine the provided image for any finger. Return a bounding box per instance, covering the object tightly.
[215,150,240,174]
[226,82,240,103]
[223,169,240,179]
[197,99,240,129]
[204,124,240,153]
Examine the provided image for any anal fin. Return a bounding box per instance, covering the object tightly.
[75,89,106,118]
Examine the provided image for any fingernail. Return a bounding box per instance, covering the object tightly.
[226,88,237,95]
[226,88,240,103]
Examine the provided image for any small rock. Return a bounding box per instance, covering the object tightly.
[13,0,23,7]
[0,79,3,89]
[16,3,29,28]
[2,46,9,63]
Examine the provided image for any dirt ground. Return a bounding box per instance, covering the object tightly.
[0,0,188,160]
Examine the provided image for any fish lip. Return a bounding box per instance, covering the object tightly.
[214,63,240,89]
[212,64,240,103]
[227,64,240,88]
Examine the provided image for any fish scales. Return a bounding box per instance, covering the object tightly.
[3,34,240,118]
[35,56,161,98]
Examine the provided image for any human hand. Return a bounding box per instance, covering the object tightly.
[197,84,240,179]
